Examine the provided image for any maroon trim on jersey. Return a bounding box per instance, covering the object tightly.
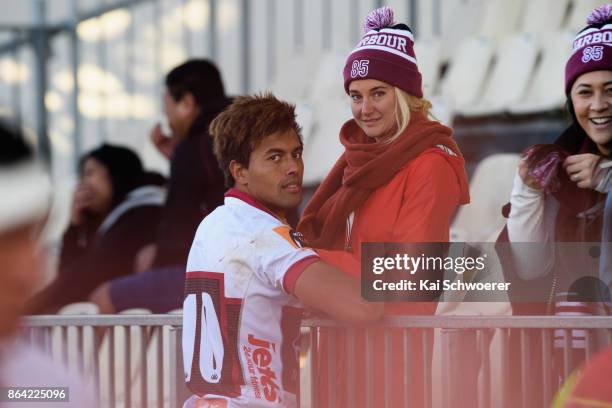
[224,300,244,387]
[283,255,320,294]
[224,188,280,219]
[186,271,224,279]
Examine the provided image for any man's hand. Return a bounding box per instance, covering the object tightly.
[134,243,157,273]
[564,154,602,189]
[150,124,177,160]
[70,183,93,226]
[518,159,542,190]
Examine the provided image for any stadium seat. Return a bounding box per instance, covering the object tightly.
[478,0,526,42]
[438,36,495,115]
[520,0,571,35]
[567,0,605,32]
[457,33,539,116]
[302,105,351,186]
[509,30,575,114]
[451,153,521,243]
[414,37,442,97]
[438,0,486,62]
[270,51,318,103]
[306,50,348,107]
[295,102,315,147]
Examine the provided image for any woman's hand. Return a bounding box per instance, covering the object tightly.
[70,183,93,226]
[150,123,177,160]
[564,153,602,189]
[518,159,542,190]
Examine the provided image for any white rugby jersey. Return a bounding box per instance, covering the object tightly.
[182,189,319,408]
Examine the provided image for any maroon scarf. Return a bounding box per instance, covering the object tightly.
[298,112,469,249]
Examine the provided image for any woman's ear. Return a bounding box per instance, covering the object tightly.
[178,92,198,117]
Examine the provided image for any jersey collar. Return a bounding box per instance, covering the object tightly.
[225,188,285,222]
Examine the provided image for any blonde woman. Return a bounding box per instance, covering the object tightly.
[298,6,469,407]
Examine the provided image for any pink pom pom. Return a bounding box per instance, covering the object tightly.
[363,6,395,33]
[586,4,612,25]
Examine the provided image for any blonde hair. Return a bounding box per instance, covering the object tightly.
[387,88,434,144]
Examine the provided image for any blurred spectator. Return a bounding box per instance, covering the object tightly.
[90,59,230,313]
[0,121,93,407]
[27,144,165,313]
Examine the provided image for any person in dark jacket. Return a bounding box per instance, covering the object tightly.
[27,144,165,313]
[90,59,229,313]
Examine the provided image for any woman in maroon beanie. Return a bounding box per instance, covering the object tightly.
[298,6,470,407]
[500,4,611,406]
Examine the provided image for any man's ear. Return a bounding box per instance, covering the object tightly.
[229,160,248,186]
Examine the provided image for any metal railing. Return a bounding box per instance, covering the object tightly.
[18,314,186,408]
[19,314,612,408]
[302,315,612,408]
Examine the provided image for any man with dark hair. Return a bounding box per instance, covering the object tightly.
[182,93,382,408]
[90,59,230,313]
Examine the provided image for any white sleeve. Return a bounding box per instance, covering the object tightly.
[507,170,556,279]
[507,170,547,242]
[256,225,319,294]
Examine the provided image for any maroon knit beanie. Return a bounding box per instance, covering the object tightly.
[565,4,612,95]
[343,6,423,98]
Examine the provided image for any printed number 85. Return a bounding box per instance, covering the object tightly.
[351,60,369,78]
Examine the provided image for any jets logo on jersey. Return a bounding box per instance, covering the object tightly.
[244,334,280,403]
[273,226,308,249]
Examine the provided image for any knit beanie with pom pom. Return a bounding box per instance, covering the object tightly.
[343,6,423,97]
[565,4,612,95]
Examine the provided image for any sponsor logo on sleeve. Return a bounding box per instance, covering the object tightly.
[273,226,308,249]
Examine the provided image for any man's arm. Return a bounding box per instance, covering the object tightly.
[293,260,383,324]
